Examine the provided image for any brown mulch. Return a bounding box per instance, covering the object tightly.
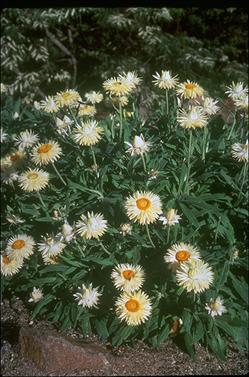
[1,297,248,376]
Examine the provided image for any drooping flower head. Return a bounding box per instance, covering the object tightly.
[55,116,72,136]
[75,211,108,239]
[72,120,104,146]
[231,140,248,162]
[176,259,214,293]
[234,94,248,114]
[125,191,162,225]
[18,168,49,192]
[152,70,179,90]
[177,80,204,99]
[177,106,208,129]
[115,290,152,326]
[73,283,102,308]
[205,296,227,317]
[111,264,145,292]
[6,234,35,260]
[31,141,62,166]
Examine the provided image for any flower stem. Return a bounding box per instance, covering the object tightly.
[186,130,193,193]
[227,111,237,140]
[52,162,67,186]
[141,154,147,172]
[238,163,247,200]
[111,116,115,139]
[165,89,169,115]
[119,103,123,140]
[69,107,79,126]
[37,191,46,209]
[167,227,170,243]
[99,241,110,255]
[145,223,155,248]
[202,127,208,161]
[90,146,97,173]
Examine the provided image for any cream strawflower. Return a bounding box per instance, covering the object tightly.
[119,223,132,236]
[234,94,248,113]
[38,235,66,258]
[28,287,44,303]
[73,283,102,308]
[231,140,248,162]
[125,134,152,156]
[125,191,162,225]
[103,77,133,97]
[75,211,108,239]
[115,290,152,326]
[112,95,129,107]
[19,168,49,192]
[225,82,248,101]
[201,97,220,116]
[72,120,104,146]
[152,70,179,90]
[177,106,208,129]
[55,89,81,108]
[78,104,96,117]
[176,259,214,293]
[111,264,145,293]
[205,296,227,317]
[1,128,8,143]
[6,234,35,260]
[1,253,24,276]
[40,96,59,113]
[4,150,26,170]
[85,91,103,104]
[118,71,141,88]
[31,140,62,166]
[14,130,39,150]
[159,208,181,226]
[164,242,201,272]
[177,80,204,99]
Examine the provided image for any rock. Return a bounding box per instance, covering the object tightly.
[19,327,111,373]
[1,340,14,367]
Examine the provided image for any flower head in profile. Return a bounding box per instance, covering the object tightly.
[38,235,66,258]
[1,83,7,93]
[118,71,141,88]
[4,150,26,170]
[176,259,214,293]
[125,134,152,156]
[115,290,152,326]
[55,115,72,136]
[73,283,102,308]
[28,287,44,303]
[85,91,103,104]
[103,77,133,97]
[177,106,208,129]
[1,252,24,276]
[159,209,181,227]
[0,158,19,185]
[177,80,204,99]
[76,211,108,239]
[234,94,248,114]
[31,141,62,166]
[111,264,145,293]
[6,234,35,260]
[57,222,75,243]
[125,191,162,225]
[55,89,81,108]
[152,70,179,90]
[231,140,248,162]
[225,82,248,101]
[1,128,8,143]
[111,95,129,107]
[14,130,39,150]
[164,242,201,271]
[201,97,220,116]
[78,104,96,117]
[119,223,132,236]
[19,168,49,192]
[40,96,59,113]
[72,120,104,146]
[205,296,227,317]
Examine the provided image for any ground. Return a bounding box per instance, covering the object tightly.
[1,297,248,376]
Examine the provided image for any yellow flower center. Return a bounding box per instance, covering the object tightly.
[136,198,151,211]
[211,302,220,311]
[176,250,191,261]
[122,269,135,280]
[185,83,197,90]
[3,255,11,264]
[10,153,20,162]
[12,239,25,249]
[28,172,39,180]
[38,144,52,154]
[125,299,140,312]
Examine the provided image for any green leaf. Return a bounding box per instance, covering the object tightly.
[111,325,135,347]
[157,324,170,346]
[192,320,204,343]
[229,273,248,304]
[32,294,54,318]
[94,318,109,340]
[184,333,195,358]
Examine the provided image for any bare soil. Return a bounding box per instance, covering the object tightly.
[1,297,248,376]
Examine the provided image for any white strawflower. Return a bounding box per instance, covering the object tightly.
[14,130,39,150]
[205,296,227,317]
[125,134,152,156]
[73,283,102,308]
[28,287,44,303]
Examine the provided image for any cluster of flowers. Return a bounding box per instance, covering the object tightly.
[1,71,247,327]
